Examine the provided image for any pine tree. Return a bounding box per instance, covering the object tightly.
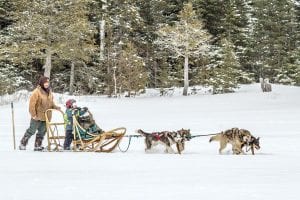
[0,0,14,29]
[93,0,145,94]
[252,0,299,83]
[135,0,188,88]
[115,42,147,97]
[155,2,212,96]
[193,0,253,83]
[1,0,95,79]
[209,38,241,94]
[274,49,300,85]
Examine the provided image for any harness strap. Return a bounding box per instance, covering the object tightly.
[190,133,217,139]
[152,133,161,141]
[118,135,142,152]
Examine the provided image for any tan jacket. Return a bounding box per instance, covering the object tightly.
[29,86,59,121]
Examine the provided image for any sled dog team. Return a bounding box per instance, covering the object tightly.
[137,127,260,155]
[19,76,261,155]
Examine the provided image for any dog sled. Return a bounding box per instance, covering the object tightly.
[45,109,66,151]
[45,108,126,152]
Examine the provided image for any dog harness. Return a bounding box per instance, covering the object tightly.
[152,132,161,141]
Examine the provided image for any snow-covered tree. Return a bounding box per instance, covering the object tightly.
[1,0,95,79]
[251,0,299,82]
[0,61,30,95]
[155,2,212,96]
[114,42,147,97]
[209,38,242,94]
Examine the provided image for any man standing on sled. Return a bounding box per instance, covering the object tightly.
[19,76,60,151]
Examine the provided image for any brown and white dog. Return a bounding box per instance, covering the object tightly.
[136,129,191,154]
[209,128,259,155]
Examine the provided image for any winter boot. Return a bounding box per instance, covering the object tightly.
[34,146,45,151]
[19,144,26,150]
[19,135,30,150]
[34,136,44,151]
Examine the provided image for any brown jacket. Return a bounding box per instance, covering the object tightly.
[29,86,59,121]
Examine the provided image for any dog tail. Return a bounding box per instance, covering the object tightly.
[136,129,147,137]
[209,134,221,142]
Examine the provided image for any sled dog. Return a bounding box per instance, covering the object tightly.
[137,129,191,154]
[209,128,255,155]
[241,135,260,155]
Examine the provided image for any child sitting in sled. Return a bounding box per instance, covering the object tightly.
[64,99,104,150]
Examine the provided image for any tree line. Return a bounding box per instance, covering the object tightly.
[0,0,299,96]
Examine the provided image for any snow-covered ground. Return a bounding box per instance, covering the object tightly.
[0,84,300,200]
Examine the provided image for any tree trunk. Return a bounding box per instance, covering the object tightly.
[99,20,105,60]
[154,59,157,88]
[69,62,75,95]
[183,55,189,96]
[99,0,107,61]
[113,66,117,97]
[43,50,52,78]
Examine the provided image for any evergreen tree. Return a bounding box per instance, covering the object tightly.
[1,0,95,79]
[93,0,145,94]
[252,0,299,83]
[193,0,253,82]
[209,38,242,94]
[136,0,188,88]
[0,0,14,29]
[274,48,300,85]
[115,42,147,97]
[155,2,212,96]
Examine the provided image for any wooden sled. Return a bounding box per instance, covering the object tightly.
[45,109,66,151]
[72,115,126,152]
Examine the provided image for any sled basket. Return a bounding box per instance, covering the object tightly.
[72,114,126,152]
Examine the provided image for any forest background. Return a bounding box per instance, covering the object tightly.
[0,0,299,96]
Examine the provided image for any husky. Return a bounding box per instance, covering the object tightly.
[241,136,260,155]
[209,128,254,155]
[137,129,191,154]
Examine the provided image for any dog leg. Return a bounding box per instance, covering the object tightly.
[251,146,255,155]
[232,148,241,155]
[232,144,243,155]
[165,144,175,154]
[144,138,152,153]
[219,141,227,154]
[176,142,184,154]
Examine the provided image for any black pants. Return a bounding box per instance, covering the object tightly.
[64,130,73,149]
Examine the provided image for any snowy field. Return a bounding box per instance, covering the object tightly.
[0,84,300,200]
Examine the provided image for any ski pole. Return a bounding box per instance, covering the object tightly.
[11,102,16,150]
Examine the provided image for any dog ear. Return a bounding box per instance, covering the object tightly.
[257,137,260,141]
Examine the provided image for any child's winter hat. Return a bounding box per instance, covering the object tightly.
[66,99,76,108]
